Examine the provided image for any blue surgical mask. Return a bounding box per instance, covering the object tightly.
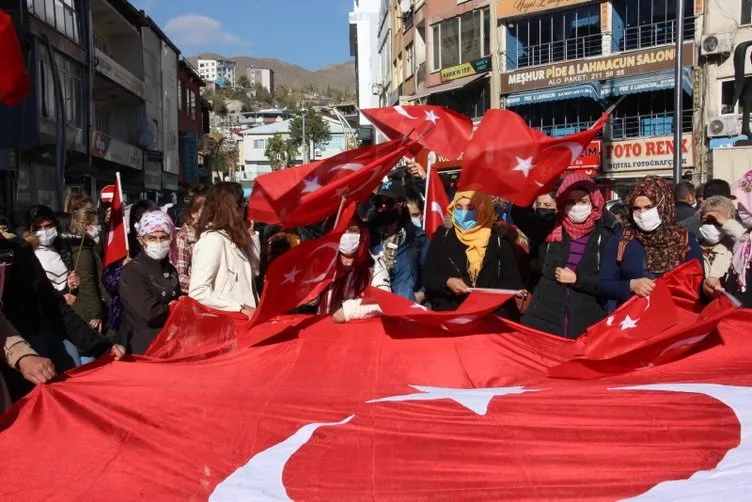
[410,216,422,228]
[454,209,478,231]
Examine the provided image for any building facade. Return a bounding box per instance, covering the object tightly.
[177,59,210,187]
[197,58,236,87]
[349,0,382,144]
[247,67,275,95]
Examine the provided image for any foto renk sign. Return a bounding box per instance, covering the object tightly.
[602,134,695,177]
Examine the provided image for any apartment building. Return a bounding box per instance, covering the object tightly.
[247,67,275,95]
[178,59,211,186]
[197,58,236,87]
[349,0,382,144]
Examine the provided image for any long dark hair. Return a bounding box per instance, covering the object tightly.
[28,205,73,269]
[197,182,249,252]
[180,186,210,227]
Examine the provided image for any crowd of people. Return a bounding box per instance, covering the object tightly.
[2,165,752,413]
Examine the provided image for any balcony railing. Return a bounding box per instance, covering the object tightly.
[505,33,602,70]
[612,18,695,53]
[536,120,599,138]
[610,109,694,140]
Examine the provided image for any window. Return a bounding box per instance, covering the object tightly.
[95,107,110,135]
[189,91,196,120]
[509,99,603,137]
[28,0,82,43]
[720,80,739,115]
[406,43,415,79]
[610,91,693,139]
[177,81,184,112]
[94,34,108,55]
[430,7,490,72]
[380,36,392,86]
[39,52,83,128]
[506,4,601,70]
[744,0,752,24]
[612,0,695,52]
[253,139,268,150]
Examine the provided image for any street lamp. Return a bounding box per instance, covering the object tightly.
[300,106,308,164]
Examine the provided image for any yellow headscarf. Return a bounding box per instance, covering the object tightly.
[447,190,496,286]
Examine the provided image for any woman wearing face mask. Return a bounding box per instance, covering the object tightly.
[521,173,614,339]
[172,187,209,292]
[423,191,523,319]
[318,217,389,323]
[599,176,703,309]
[118,211,181,354]
[703,170,752,308]
[61,196,107,334]
[696,196,742,279]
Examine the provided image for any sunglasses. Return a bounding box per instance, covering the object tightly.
[374,198,397,211]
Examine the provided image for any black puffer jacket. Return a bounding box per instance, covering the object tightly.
[423,222,523,320]
[521,217,615,339]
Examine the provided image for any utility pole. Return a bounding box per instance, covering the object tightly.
[489,0,501,109]
[301,107,308,163]
[673,3,685,184]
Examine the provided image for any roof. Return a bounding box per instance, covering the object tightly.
[179,58,206,86]
[242,117,347,136]
[143,16,181,56]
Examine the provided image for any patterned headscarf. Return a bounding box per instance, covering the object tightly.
[627,176,687,275]
[135,210,175,240]
[547,172,604,243]
[731,170,752,291]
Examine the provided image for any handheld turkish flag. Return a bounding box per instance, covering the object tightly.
[247,161,321,225]
[0,11,31,106]
[368,286,519,332]
[103,173,128,267]
[361,105,473,160]
[250,201,357,327]
[424,163,450,238]
[253,140,410,228]
[459,110,609,205]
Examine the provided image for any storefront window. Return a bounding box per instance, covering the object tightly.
[506,4,601,70]
[511,99,603,138]
[429,83,490,120]
[611,0,695,53]
[430,7,491,72]
[610,91,693,139]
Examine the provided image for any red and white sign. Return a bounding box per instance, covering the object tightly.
[100,184,115,203]
[568,140,601,171]
[603,134,695,176]
[91,131,143,170]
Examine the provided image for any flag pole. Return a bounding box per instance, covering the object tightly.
[116,171,128,255]
[423,151,437,231]
[333,196,347,227]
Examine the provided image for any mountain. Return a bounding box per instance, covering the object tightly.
[187,53,355,93]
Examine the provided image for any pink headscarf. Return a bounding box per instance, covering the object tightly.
[135,210,175,240]
[546,172,605,243]
[731,170,752,291]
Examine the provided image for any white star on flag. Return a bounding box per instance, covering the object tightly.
[410,304,428,311]
[620,315,639,331]
[512,156,535,178]
[606,316,615,327]
[448,317,476,325]
[282,267,301,284]
[301,177,322,194]
[424,110,440,124]
[331,162,364,172]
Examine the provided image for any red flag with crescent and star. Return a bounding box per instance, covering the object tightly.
[361,105,473,161]
[0,10,31,106]
[252,140,410,228]
[424,164,450,238]
[249,202,357,327]
[459,110,609,205]
[2,261,752,501]
[102,173,128,267]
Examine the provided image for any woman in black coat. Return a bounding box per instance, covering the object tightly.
[520,173,615,339]
[423,190,523,320]
[119,211,181,355]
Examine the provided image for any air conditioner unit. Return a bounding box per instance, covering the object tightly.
[701,34,733,56]
[707,115,740,138]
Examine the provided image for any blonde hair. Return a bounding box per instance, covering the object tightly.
[700,195,735,220]
[69,207,97,236]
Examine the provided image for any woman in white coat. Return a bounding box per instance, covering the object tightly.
[189,183,260,318]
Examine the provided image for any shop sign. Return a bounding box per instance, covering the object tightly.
[496,0,592,19]
[441,56,491,82]
[183,132,200,184]
[569,140,601,170]
[95,49,145,99]
[162,172,179,191]
[602,134,694,174]
[91,131,143,170]
[501,43,695,93]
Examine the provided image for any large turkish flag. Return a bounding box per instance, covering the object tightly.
[0,264,750,501]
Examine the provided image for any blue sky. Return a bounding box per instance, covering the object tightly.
[134,0,354,70]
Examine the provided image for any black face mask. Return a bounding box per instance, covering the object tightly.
[536,208,556,220]
[374,208,401,227]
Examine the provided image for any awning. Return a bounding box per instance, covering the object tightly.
[505,83,601,107]
[602,68,693,97]
[408,73,489,101]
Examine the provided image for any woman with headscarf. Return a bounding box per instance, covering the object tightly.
[317,215,389,323]
[118,211,181,354]
[423,190,523,319]
[599,176,703,309]
[696,195,744,279]
[703,170,752,307]
[521,173,615,339]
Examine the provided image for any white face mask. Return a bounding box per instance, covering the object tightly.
[566,204,592,224]
[143,241,171,261]
[339,232,361,255]
[699,223,723,245]
[410,216,422,228]
[36,228,58,246]
[633,207,662,232]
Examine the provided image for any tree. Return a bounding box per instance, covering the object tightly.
[214,98,229,117]
[237,74,250,88]
[265,133,299,171]
[288,108,331,157]
[254,83,273,106]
